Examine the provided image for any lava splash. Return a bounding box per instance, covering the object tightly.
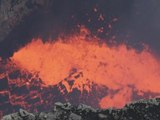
[11,28,160,108]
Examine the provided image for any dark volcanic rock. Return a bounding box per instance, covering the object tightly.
[0,0,56,58]
[0,0,47,42]
[2,98,160,120]
[0,0,54,58]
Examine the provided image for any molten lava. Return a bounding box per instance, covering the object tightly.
[11,28,160,108]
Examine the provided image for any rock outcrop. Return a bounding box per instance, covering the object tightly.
[0,0,49,42]
[2,98,160,120]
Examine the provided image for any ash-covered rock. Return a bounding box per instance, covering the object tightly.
[0,0,54,58]
[0,0,49,42]
[2,98,160,120]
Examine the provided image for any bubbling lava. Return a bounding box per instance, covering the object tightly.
[12,28,160,108]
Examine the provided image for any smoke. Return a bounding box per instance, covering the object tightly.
[0,0,160,58]
[0,0,132,58]
[125,0,160,54]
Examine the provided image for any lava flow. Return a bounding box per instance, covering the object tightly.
[10,28,160,109]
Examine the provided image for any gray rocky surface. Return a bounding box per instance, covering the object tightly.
[0,0,56,58]
[0,0,48,42]
[2,98,160,120]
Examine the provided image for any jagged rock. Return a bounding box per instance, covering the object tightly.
[77,104,97,113]
[37,112,47,120]
[19,109,35,119]
[98,114,107,120]
[2,113,23,120]
[69,113,81,120]
[0,0,55,58]
[2,109,35,120]
[2,98,160,120]
[0,0,49,42]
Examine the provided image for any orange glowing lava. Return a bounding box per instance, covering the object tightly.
[11,28,160,108]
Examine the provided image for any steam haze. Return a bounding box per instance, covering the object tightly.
[0,0,160,57]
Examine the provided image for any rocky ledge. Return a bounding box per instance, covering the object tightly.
[2,98,160,120]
